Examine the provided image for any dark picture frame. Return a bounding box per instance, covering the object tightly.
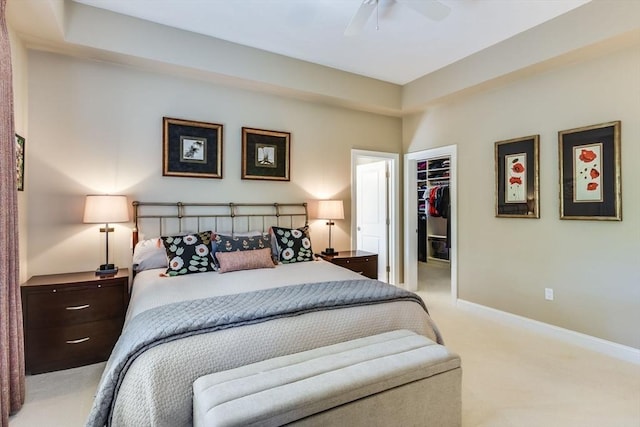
[495,135,540,218]
[163,117,223,179]
[559,121,621,221]
[241,127,290,181]
[16,134,25,191]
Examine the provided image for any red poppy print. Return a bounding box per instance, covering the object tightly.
[574,143,603,202]
[505,153,527,203]
[509,177,522,185]
[511,163,525,173]
[579,149,597,163]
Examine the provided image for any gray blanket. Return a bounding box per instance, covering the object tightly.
[86,279,433,427]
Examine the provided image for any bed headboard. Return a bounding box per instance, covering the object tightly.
[132,201,308,247]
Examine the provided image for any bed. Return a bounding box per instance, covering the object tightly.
[86,202,443,427]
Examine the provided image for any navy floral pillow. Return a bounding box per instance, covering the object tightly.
[212,233,273,268]
[271,226,313,263]
[161,231,215,276]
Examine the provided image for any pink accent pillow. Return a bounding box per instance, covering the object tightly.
[215,248,275,274]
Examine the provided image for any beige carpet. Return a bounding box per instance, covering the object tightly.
[9,262,640,426]
[417,261,640,427]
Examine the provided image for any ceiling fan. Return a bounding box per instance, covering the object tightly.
[345,0,451,36]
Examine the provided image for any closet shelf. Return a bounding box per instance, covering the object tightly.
[427,234,446,240]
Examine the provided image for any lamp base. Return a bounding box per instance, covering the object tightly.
[96,264,118,276]
[321,248,338,256]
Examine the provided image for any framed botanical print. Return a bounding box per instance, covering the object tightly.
[559,121,621,220]
[241,127,290,181]
[163,117,223,179]
[495,135,540,218]
[16,134,25,191]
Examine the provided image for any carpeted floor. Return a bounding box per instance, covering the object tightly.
[9,262,640,426]
[417,261,640,427]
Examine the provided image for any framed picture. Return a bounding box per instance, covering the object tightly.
[559,121,621,221]
[241,127,290,181]
[163,117,223,179]
[495,135,540,218]
[15,134,25,191]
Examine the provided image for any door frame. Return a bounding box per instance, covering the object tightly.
[404,145,458,303]
[351,149,399,285]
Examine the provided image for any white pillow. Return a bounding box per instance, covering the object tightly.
[132,238,168,272]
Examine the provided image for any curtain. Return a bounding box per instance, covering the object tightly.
[0,0,25,425]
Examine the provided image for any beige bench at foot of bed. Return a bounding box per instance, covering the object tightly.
[193,329,462,427]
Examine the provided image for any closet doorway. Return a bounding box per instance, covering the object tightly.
[404,145,457,303]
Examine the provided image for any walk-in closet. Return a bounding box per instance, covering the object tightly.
[417,156,451,295]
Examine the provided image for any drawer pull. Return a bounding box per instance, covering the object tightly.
[66,337,90,344]
[65,304,90,311]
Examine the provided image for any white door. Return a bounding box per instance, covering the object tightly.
[356,161,388,281]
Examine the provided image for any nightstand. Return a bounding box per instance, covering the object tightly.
[316,250,378,279]
[21,269,129,374]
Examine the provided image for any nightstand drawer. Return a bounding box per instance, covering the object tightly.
[317,251,378,280]
[333,258,377,277]
[25,318,123,374]
[25,284,125,328]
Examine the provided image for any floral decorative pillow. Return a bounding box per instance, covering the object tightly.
[212,233,273,268]
[271,226,313,263]
[161,231,215,276]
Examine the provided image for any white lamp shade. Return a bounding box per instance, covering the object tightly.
[316,200,344,220]
[83,195,129,224]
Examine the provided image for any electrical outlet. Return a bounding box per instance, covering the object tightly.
[545,288,554,301]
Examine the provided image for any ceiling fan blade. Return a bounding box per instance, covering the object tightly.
[344,0,377,36]
[396,0,451,21]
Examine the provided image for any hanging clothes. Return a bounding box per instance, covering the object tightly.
[427,184,449,218]
[427,184,451,249]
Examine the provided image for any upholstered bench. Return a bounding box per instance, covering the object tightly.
[193,329,461,427]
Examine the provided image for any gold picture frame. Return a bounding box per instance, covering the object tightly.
[559,121,621,220]
[241,127,290,181]
[163,117,223,179]
[495,135,540,218]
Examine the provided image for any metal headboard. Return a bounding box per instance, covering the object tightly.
[132,201,308,247]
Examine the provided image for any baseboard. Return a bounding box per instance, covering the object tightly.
[456,299,640,365]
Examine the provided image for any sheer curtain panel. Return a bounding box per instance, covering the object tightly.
[0,0,25,424]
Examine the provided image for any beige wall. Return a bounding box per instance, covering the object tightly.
[25,51,402,277]
[404,43,640,349]
[9,24,28,283]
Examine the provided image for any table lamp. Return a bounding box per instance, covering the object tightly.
[83,195,129,275]
[317,199,344,255]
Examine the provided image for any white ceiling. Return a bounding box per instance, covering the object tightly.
[73,0,590,85]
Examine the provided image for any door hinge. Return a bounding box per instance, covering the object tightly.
[386,266,390,273]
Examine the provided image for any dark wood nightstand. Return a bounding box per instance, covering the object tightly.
[316,250,378,280]
[21,269,129,374]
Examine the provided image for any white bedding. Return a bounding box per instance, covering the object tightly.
[126,259,366,325]
[99,259,442,426]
